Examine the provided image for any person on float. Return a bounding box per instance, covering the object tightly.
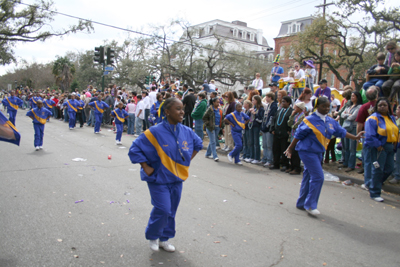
[128,98,202,252]
[284,97,363,215]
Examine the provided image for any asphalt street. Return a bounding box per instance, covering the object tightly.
[1,111,400,267]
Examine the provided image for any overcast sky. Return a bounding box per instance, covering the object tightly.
[0,0,396,76]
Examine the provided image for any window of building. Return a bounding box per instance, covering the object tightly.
[331,74,335,87]
[233,28,238,37]
[287,25,291,34]
[250,32,255,41]
[339,82,344,89]
[259,55,265,60]
[268,54,273,62]
[280,46,285,58]
[297,24,301,32]
[242,31,247,40]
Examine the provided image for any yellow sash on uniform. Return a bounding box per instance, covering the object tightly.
[303,118,330,149]
[67,100,77,113]
[232,113,245,129]
[45,101,52,109]
[95,101,104,113]
[32,98,37,104]
[6,97,19,110]
[113,110,125,123]
[31,110,47,124]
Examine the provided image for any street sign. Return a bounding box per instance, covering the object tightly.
[103,71,109,75]
[105,66,114,71]
[8,84,12,90]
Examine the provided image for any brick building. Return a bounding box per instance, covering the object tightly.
[273,16,348,90]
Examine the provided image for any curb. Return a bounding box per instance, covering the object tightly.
[216,149,400,195]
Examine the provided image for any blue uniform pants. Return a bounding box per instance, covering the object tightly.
[369,143,394,198]
[68,111,76,128]
[94,113,103,133]
[33,123,45,147]
[115,123,123,141]
[297,151,324,210]
[7,110,17,126]
[229,130,243,163]
[146,182,182,241]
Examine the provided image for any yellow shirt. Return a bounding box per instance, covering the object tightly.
[383,116,399,143]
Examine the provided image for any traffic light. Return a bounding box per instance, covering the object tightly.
[106,48,115,65]
[94,46,104,64]
[145,76,150,84]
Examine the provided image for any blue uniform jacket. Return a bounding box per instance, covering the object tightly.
[26,107,52,124]
[226,110,249,132]
[364,112,398,148]
[0,111,20,146]
[78,100,85,110]
[112,108,128,124]
[150,101,164,124]
[88,100,109,114]
[63,99,80,113]
[2,96,23,111]
[295,112,347,153]
[128,121,203,184]
[44,99,55,110]
[30,97,42,108]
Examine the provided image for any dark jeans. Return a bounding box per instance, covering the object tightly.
[184,113,193,129]
[290,150,301,172]
[382,77,400,99]
[325,138,336,162]
[273,135,289,168]
[76,111,84,127]
[143,109,150,131]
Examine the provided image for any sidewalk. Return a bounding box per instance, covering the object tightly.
[207,138,400,195]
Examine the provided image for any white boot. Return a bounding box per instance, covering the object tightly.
[159,241,175,252]
[149,239,159,251]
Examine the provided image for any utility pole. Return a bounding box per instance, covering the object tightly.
[315,0,334,82]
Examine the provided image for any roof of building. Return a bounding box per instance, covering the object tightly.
[276,16,315,38]
[184,19,272,48]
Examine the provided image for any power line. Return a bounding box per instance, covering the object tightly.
[237,0,300,21]
[8,0,271,61]
[247,0,320,22]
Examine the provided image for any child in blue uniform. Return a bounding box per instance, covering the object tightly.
[29,93,42,109]
[88,95,110,134]
[224,103,250,165]
[2,91,23,126]
[26,100,52,151]
[285,97,363,215]
[150,93,164,125]
[62,94,80,130]
[112,102,129,145]
[128,98,202,252]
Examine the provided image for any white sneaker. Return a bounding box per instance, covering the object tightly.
[307,208,320,215]
[239,156,244,160]
[205,155,213,159]
[69,128,73,130]
[149,239,159,251]
[251,160,261,164]
[39,146,43,150]
[372,197,384,202]
[214,157,219,162]
[227,154,233,163]
[159,241,175,252]
[95,132,99,134]
[236,161,243,165]
[244,158,253,163]
[388,178,400,184]
[35,146,40,151]
[361,184,369,191]
[224,147,230,151]
[134,134,139,137]
[263,162,272,167]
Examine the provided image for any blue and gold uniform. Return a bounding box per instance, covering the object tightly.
[63,99,80,129]
[112,108,128,142]
[0,111,20,146]
[150,100,164,125]
[294,112,347,210]
[88,100,110,133]
[44,99,55,114]
[128,121,202,241]
[364,112,399,198]
[2,96,23,126]
[30,96,42,109]
[225,110,249,163]
[26,107,52,148]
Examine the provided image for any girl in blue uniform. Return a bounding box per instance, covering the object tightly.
[111,102,129,145]
[88,95,110,134]
[2,91,23,126]
[26,100,52,151]
[364,98,399,202]
[285,97,363,215]
[128,98,203,252]
[224,103,250,165]
[150,93,164,125]
[62,94,80,130]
